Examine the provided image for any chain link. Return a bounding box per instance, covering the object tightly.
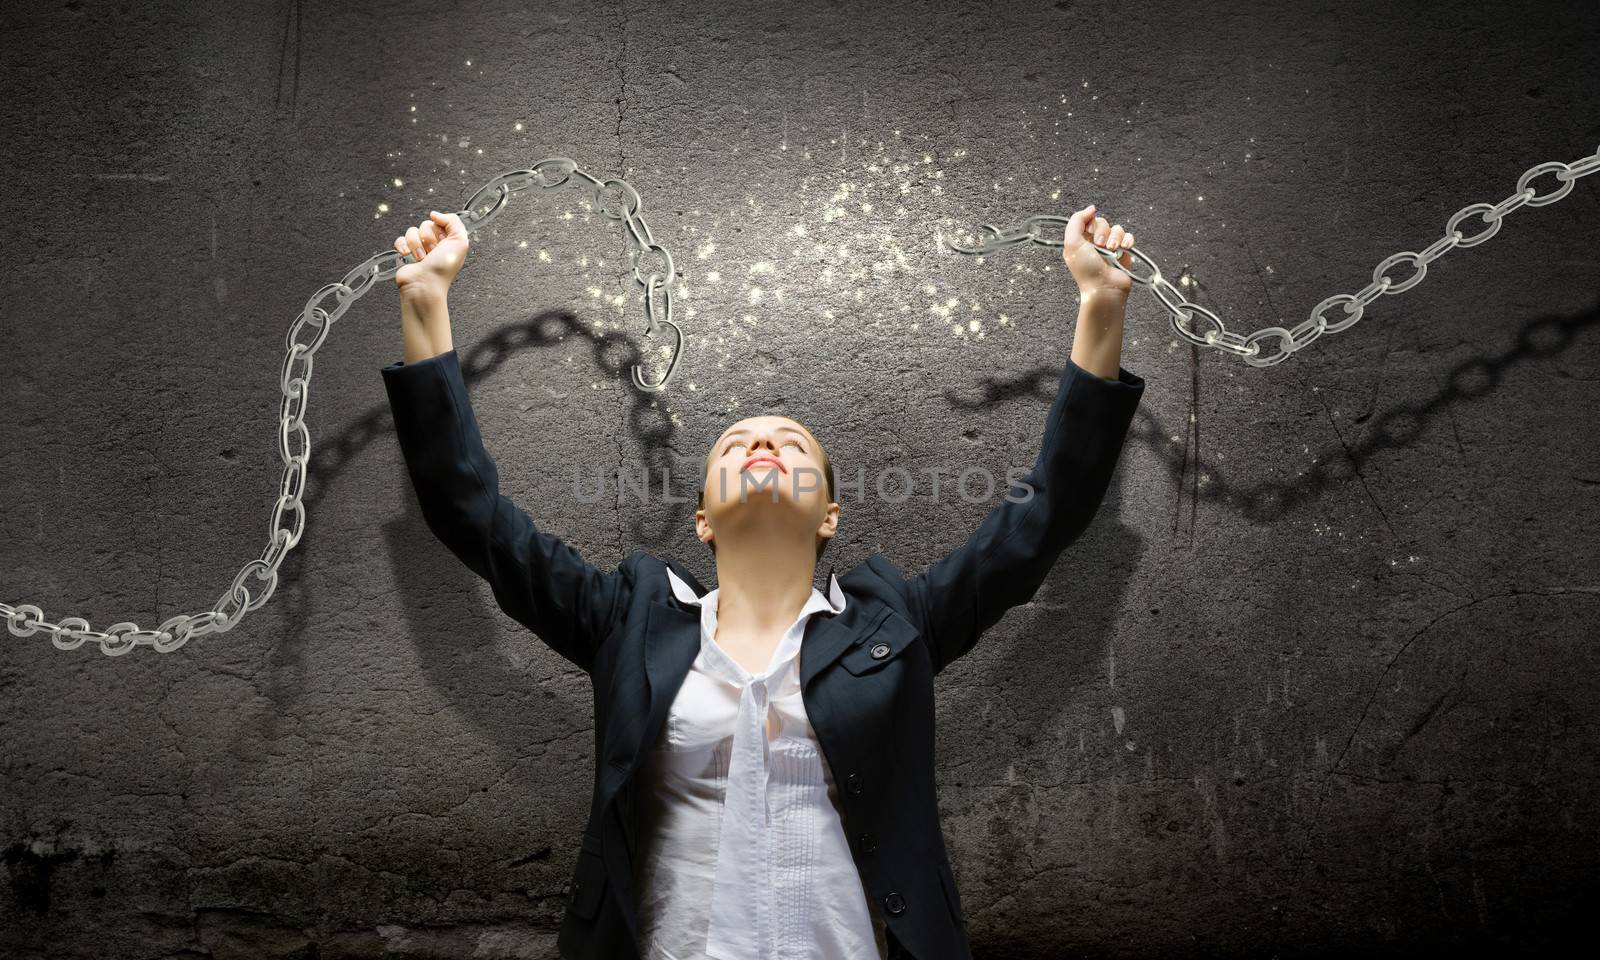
[12,147,1590,654]
[947,145,1597,367]
[462,157,685,390]
[4,156,682,655]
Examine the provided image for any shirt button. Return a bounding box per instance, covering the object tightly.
[870,642,891,659]
[858,832,877,854]
[883,891,906,915]
[846,772,863,795]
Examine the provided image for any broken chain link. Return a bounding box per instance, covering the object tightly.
[948,144,1598,367]
[3,155,683,656]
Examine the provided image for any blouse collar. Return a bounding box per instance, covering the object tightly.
[667,565,847,613]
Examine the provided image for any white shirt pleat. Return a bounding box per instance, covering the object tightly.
[632,569,888,960]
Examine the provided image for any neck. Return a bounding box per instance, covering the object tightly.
[711,533,818,637]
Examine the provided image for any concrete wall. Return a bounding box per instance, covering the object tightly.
[2,0,1597,956]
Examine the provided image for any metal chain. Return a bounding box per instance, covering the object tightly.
[461,156,684,389]
[3,155,683,656]
[947,145,1599,366]
[11,147,1591,654]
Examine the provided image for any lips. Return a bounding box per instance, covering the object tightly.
[742,455,785,473]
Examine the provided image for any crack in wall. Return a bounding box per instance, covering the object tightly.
[1242,240,1398,538]
[611,0,631,560]
[1287,584,1594,881]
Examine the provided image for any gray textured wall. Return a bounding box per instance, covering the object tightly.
[3,0,1597,957]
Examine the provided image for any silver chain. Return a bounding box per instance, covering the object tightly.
[9,147,1591,654]
[3,155,682,656]
[947,145,1599,366]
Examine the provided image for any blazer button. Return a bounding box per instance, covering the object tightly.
[883,892,906,915]
[846,773,863,795]
[858,832,877,854]
[870,642,891,659]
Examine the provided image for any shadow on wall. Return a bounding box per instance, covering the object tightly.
[66,290,1579,958]
[383,311,683,769]
[924,293,1600,955]
[236,310,678,770]
[374,296,1600,784]
[945,294,1600,525]
[250,294,1596,853]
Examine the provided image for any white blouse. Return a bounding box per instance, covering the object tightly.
[629,567,889,960]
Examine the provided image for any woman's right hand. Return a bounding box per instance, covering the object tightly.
[1061,203,1136,303]
[393,210,470,299]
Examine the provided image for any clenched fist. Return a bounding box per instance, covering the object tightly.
[1061,203,1136,301]
[393,210,470,300]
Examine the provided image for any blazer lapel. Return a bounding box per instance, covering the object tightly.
[640,557,711,744]
[638,558,889,744]
[662,556,709,599]
[640,598,704,756]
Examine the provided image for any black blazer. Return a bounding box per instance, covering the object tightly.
[380,348,1145,960]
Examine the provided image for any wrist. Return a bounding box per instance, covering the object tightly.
[399,281,449,309]
[1076,290,1127,330]
[401,285,450,325]
[399,286,453,364]
[1071,293,1127,381]
[1078,284,1128,310]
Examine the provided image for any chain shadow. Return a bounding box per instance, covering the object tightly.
[259,295,1595,869]
[943,295,1599,522]
[452,310,689,546]
[395,311,692,773]
[257,310,678,784]
[926,294,1598,930]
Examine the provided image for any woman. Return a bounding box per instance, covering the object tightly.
[380,203,1145,960]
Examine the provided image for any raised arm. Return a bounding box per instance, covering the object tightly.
[897,204,1146,676]
[380,212,630,674]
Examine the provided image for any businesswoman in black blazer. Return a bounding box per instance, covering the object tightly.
[381,204,1145,960]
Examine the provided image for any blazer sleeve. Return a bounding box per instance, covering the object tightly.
[379,349,630,674]
[889,357,1145,677]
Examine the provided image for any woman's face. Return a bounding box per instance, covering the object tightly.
[698,415,833,544]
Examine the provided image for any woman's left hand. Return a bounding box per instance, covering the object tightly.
[1061,203,1136,301]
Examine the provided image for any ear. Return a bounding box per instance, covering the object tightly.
[695,507,713,546]
[816,501,839,540]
